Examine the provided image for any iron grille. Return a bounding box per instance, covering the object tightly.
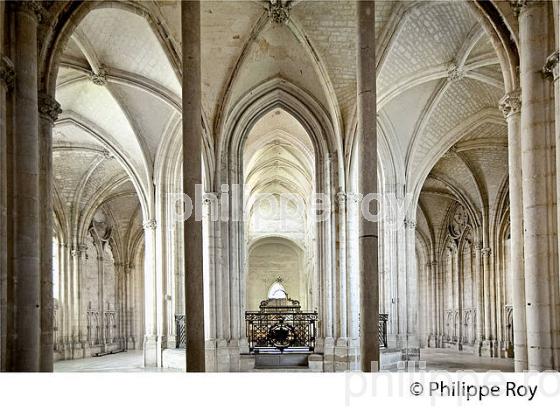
[379,313,388,348]
[245,298,317,352]
[175,314,186,348]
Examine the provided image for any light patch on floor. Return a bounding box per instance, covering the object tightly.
[54,351,181,373]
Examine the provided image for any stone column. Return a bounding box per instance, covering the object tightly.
[545,49,560,369]
[456,247,463,351]
[124,263,132,348]
[481,247,492,354]
[38,92,61,371]
[499,89,528,370]
[0,46,14,371]
[473,242,484,353]
[96,248,105,349]
[10,2,42,371]
[182,0,205,372]
[143,220,158,366]
[518,0,558,371]
[77,244,89,356]
[404,219,419,359]
[357,0,379,372]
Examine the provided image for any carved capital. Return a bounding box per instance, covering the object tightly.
[78,244,88,259]
[509,0,526,17]
[266,0,290,24]
[0,57,15,90]
[481,247,492,257]
[13,1,49,23]
[335,191,347,205]
[203,192,219,205]
[89,68,107,86]
[499,89,521,118]
[404,219,416,230]
[143,219,157,230]
[38,93,62,123]
[543,51,559,80]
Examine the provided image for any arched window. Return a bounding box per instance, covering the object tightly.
[268,281,287,299]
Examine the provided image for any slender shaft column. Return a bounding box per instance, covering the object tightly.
[96,249,105,348]
[499,90,528,369]
[404,219,419,358]
[336,192,348,339]
[473,242,484,351]
[518,1,558,371]
[10,3,41,371]
[482,248,492,342]
[357,0,379,372]
[456,248,463,350]
[182,0,205,372]
[38,93,61,371]
[545,49,560,368]
[143,220,158,366]
[429,260,437,343]
[0,31,14,370]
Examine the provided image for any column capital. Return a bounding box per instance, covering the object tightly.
[266,0,291,24]
[0,56,15,90]
[508,0,528,17]
[38,92,62,124]
[481,247,492,257]
[143,219,157,230]
[499,89,521,118]
[543,51,559,81]
[335,191,347,205]
[404,218,416,230]
[203,192,219,205]
[11,1,49,23]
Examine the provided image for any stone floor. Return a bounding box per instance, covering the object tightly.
[54,348,515,372]
[54,350,180,372]
[418,348,514,372]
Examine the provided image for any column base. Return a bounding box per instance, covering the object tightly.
[71,342,85,359]
[331,337,360,372]
[126,336,136,350]
[205,339,217,372]
[215,338,242,372]
[143,335,158,367]
[321,337,335,372]
[479,340,498,357]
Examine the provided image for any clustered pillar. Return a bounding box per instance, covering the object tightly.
[514,0,560,371]
[0,2,59,371]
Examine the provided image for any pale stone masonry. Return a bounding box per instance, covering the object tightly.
[0,0,560,372]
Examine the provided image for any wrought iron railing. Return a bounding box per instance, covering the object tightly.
[175,314,186,348]
[379,313,388,348]
[245,298,317,352]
